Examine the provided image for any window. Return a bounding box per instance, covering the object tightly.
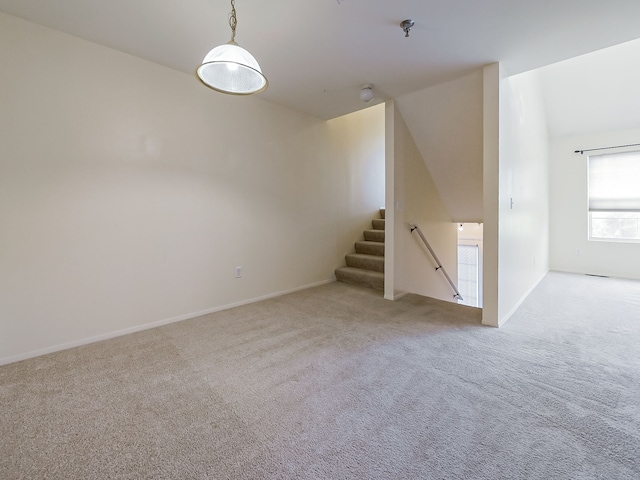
[588,150,640,242]
[458,244,479,307]
[457,224,483,308]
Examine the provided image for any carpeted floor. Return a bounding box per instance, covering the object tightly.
[1,271,639,479]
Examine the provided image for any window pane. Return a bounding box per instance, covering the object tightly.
[590,212,640,241]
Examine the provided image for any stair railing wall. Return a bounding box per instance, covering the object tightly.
[408,223,463,301]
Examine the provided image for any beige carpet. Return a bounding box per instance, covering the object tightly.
[1,272,639,479]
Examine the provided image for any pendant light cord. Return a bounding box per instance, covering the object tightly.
[229,0,237,43]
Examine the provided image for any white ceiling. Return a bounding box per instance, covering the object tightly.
[1,0,640,120]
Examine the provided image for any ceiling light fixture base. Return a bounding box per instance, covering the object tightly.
[401,19,415,37]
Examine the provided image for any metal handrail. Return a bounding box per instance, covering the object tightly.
[409,223,463,301]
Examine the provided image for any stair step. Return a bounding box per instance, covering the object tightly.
[372,218,385,230]
[355,241,384,256]
[363,229,385,242]
[335,267,384,291]
[380,208,385,219]
[345,253,384,272]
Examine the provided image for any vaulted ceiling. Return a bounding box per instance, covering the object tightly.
[538,37,640,139]
[1,0,640,120]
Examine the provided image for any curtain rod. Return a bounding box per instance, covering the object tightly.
[574,143,640,154]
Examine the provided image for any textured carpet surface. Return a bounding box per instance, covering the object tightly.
[1,272,639,479]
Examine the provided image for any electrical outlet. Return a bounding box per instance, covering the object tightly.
[576,249,582,256]
[235,266,242,278]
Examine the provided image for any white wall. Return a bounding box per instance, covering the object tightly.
[0,13,385,364]
[458,223,484,241]
[395,71,484,223]
[495,67,551,326]
[549,127,640,280]
[483,64,551,326]
[388,104,458,302]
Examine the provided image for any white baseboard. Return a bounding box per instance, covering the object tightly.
[392,290,410,300]
[497,270,548,327]
[0,279,334,366]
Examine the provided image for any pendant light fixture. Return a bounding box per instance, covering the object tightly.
[196,0,268,95]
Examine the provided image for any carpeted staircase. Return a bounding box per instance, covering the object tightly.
[335,209,385,290]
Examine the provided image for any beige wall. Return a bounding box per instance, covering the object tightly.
[384,102,397,300]
[327,104,386,254]
[387,103,458,302]
[482,64,500,326]
[549,127,640,280]
[0,13,385,364]
[395,71,484,223]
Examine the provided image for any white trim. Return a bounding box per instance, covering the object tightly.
[0,279,333,366]
[393,290,410,300]
[497,270,548,327]
[384,100,395,302]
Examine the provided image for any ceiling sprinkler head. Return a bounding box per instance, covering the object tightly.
[401,19,415,37]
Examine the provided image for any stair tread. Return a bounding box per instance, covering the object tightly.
[335,266,384,290]
[335,266,384,278]
[371,218,385,230]
[363,229,385,242]
[346,252,384,260]
[345,252,384,272]
[354,240,385,257]
[336,211,386,291]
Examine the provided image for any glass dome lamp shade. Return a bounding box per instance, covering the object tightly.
[197,41,268,95]
[360,84,373,102]
[196,0,267,95]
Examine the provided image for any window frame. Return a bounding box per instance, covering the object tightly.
[587,148,640,244]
